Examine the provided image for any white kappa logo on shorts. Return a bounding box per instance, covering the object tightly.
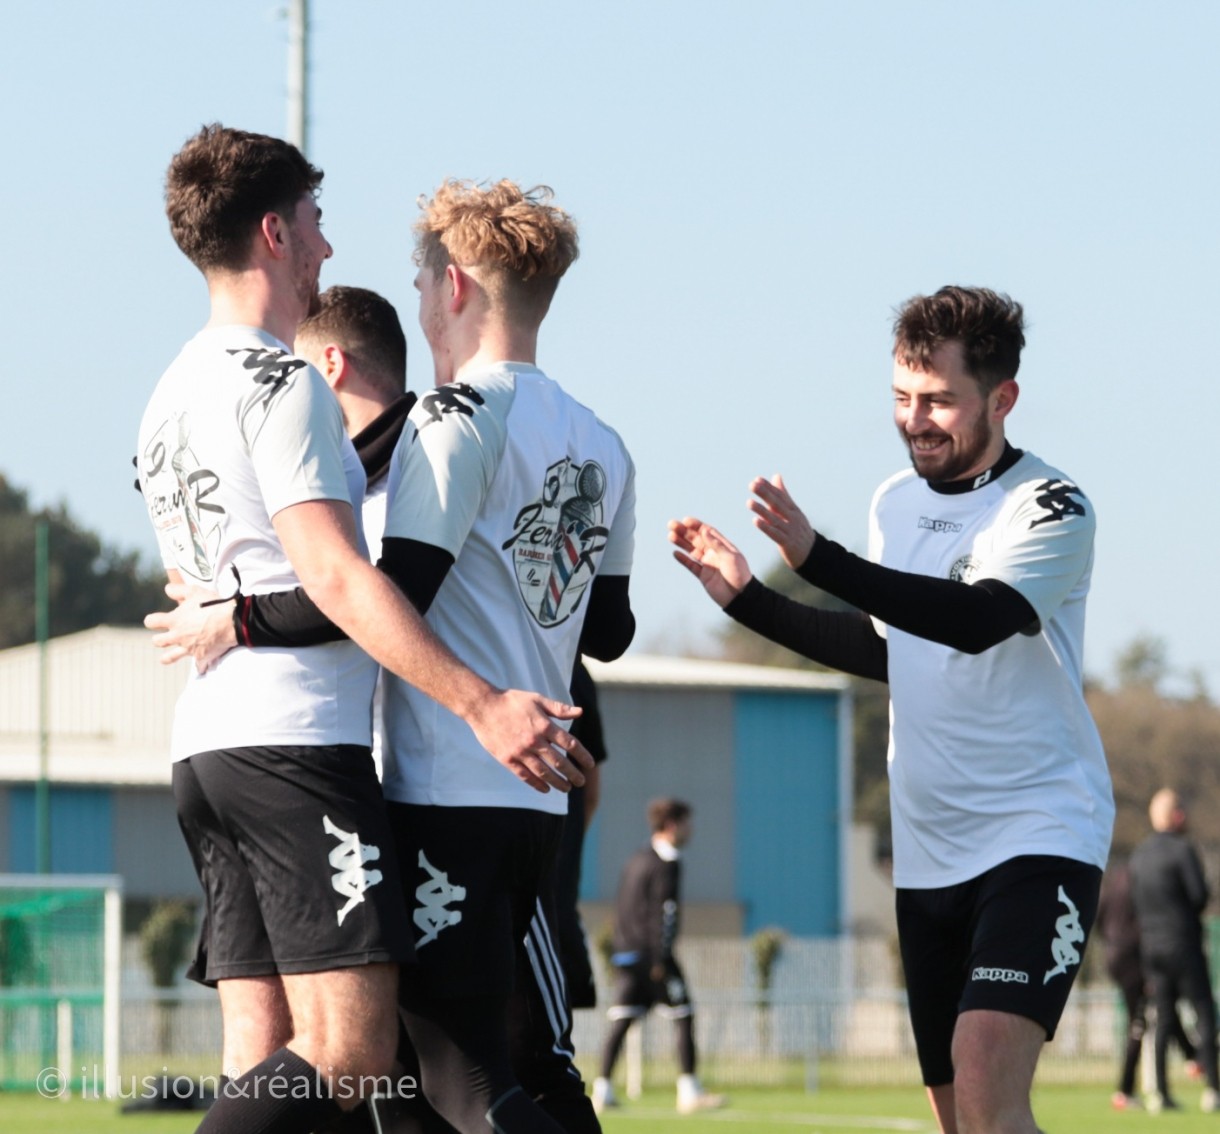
[1043,884,1085,984]
[414,851,466,947]
[322,815,384,926]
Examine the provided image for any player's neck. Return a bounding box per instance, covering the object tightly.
[205,272,304,348]
[452,324,540,382]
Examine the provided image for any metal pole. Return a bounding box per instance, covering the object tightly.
[287,0,309,154]
[35,518,51,873]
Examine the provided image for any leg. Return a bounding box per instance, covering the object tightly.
[951,1009,1045,1134]
[217,976,292,1075]
[1115,972,1145,1099]
[508,899,600,1133]
[1146,959,1177,1099]
[1179,946,1220,1091]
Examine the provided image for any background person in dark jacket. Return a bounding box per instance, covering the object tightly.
[1097,858,1199,1110]
[591,798,724,1115]
[1130,788,1219,1112]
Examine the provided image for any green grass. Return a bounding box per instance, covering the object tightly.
[2,1083,1218,1133]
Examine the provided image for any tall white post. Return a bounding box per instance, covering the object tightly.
[287,0,309,153]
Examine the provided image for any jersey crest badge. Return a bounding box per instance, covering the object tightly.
[949,555,980,583]
[414,850,466,947]
[502,458,610,627]
[323,815,384,926]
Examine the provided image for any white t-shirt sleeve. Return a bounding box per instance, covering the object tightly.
[598,453,636,576]
[385,387,508,556]
[866,480,889,639]
[241,364,352,519]
[974,477,1096,626]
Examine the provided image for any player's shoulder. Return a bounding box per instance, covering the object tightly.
[1000,451,1095,527]
[871,467,919,509]
[410,368,515,434]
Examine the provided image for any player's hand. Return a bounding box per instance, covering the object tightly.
[668,517,753,608]
[469,690,592,794]
[748,474,816,569]
[143,583,238,673]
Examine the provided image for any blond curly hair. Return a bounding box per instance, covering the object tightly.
[414,179,579,321]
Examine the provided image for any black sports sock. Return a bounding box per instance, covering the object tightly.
[197,1047,342,1134]
[676,1016,696,1077]
[599,1018,633,1080]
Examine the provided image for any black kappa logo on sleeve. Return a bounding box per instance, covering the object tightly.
[226,348,307,410]
[1029,479,1087,528]
[414,383,486,433]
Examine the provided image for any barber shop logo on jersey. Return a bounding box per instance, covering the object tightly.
[140,412,224,582]
[502,458,610,627]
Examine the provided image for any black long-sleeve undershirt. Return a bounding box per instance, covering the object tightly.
[722,535,1039,681]
[238,543,634,661]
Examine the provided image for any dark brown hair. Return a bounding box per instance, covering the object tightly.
[165,123,324,273]
[647,797,692,833]
[296,286,407,397]
[892,286,1025,392]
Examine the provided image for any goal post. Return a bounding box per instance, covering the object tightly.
[0,874,123,1096]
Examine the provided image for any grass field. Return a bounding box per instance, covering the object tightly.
[3,1083,1220,1132]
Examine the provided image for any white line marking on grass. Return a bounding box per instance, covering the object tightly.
[608,1107,935,1130]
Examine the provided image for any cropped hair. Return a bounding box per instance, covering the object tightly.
[296,286,407,396]
[413,179,579,322]
[647,797,692,833]
[165,123,324,273]
[892,286,1025,392]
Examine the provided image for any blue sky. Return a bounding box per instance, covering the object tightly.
[3,1,1217,692]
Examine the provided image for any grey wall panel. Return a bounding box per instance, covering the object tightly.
[591,687,735,904]
[112,788,198,900]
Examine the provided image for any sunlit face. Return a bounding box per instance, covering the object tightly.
[892,342,1009,484]
[287,194,332,318]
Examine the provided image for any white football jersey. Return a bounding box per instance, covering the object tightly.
[381,363,635,813]
[868,451,1113,887]
[137,325,377,760]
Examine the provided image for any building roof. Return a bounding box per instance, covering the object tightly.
[0,628,846,787]
[585,654,849,692]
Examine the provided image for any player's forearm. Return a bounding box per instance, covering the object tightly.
[302,559,496,716]
[796,537,1037,653]
[723,579,888,682]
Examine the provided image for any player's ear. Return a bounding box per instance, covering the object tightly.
[259,212,288,259]
[992,379,1019,420]
[318,343,346,388]
[447,264,473,312]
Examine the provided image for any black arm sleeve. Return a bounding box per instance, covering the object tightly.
[723,579,889,682]
[377,538,455,616]
[237,539,455,647]
[796,536,1039,654]
[577,575,635,662]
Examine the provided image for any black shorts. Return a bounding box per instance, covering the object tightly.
[608,959,693,1021]
[173,745,414,986]
[897,854,1102,1086]
[389,803,563,999]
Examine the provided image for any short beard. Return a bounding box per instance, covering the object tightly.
[903,408,993,484]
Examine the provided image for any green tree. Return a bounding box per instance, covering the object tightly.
[717,558,891,846]
[0,473,165,649]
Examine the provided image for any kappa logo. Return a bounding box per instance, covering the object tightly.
[227,348,307,408]
[414,383,485,429]
[1043,884,1085,984]
[1029,479,1087,529]
[414,851,466,947]
[322,815,383,926]
[918,516,963,534]
[502,457,610,627]
[971,966,1029,984]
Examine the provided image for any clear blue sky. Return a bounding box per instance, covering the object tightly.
[2,1,1217,692]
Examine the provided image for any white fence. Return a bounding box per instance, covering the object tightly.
[107,937,1127,1088]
